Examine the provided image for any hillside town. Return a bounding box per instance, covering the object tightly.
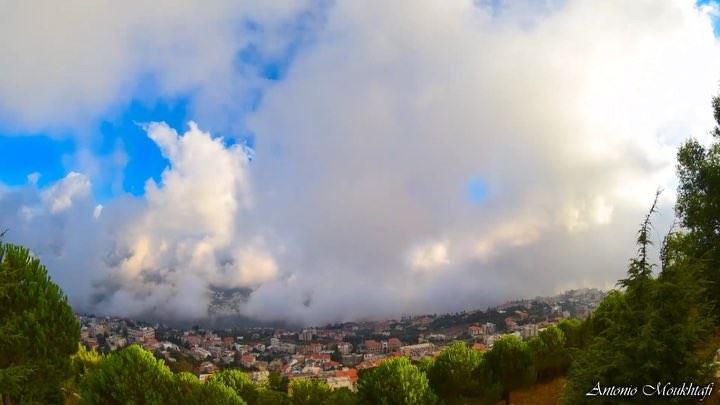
[77,288,605,391]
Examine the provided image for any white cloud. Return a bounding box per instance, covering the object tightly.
[0,0,312,133]
[409,241,450,270]
[1,0,719,324]
[41,172,91,213]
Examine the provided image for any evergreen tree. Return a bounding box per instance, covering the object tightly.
[0,242,79,404]
[426,341,482,401]
[176,371,246,405]
[289,378,331,405]
[357,357,437,405]
[256,388,289,405]
[562,195,715,404]
[79,344,178,404]
[528,326,569,380]
[675,96,720,322]
[209,369,259,404]
[322,387,359,405]
[481,335,535,405]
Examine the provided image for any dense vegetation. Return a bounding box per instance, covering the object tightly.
[3,97,720,404]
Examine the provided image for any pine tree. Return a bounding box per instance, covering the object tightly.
[0,242,79,404]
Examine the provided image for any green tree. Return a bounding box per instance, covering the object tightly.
[322,387,358,405]
[528,326,568,380]
[427,341,481,401]
[289,378,331,405]
[64,345,104,403]
[675,96,720,321]
[357,357,437,405]
[256,388,289,405]
[209,369,259,404]
[267,370,289,393]
[176,371,246,405]
[0,242,80,404]
[482,335,535,404]
[79,344,178,404]
[562,196,715,404]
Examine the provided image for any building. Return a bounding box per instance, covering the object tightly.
[521,324,539,339]
[190,347,211,361]
[400,343,435,360]
[128,327,155,343]
[241,353,256,368]
[468,325,483,337]
[336,342,353,355]
[364,339,383,355]
[299,329,314,342]
[387,338,402,352]
[326,376,354,391]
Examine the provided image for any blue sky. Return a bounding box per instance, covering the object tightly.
[0,0,717,204]
[0,1,327,201]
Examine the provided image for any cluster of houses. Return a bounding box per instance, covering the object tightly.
[77,289,605,392]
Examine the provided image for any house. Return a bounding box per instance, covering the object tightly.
[190,347,211,361]
[387,338,402,352]
[468,325,483,337]
[326,376,354,391]
[521,324,539,339]
[199,361,218,374]
[241,353,256,368]
[364,339,383,355]
[400,343,435,360]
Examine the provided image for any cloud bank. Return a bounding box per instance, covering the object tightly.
[1,0,720,324]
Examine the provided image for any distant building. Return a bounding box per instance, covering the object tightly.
[400,343,435,360]
[336,342,353,355]
[521,324,539,339]
[128,327,155,343]
[299,329,314,342]
[468,325,483,337]
[364,339,383,355]
[387,338,402,352]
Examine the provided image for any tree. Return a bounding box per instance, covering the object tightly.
[176,371,246,405]
[289,378,331,405]
[426,341,481,401]
[256,388,289,405]
[528,326,568,380]
[322,387,358,405]
[64,345,104,403]
[79,344,179,404]
[357,357,437,405]
[209,369,259,404]
[0,242,80,404]
[562,196,715,404]
[482,335,535,404]
[267,370,289,393]
[676,100,720,322]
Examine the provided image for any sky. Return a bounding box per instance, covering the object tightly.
[1,0,720,325]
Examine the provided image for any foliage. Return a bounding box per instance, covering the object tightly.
[267,370,289,393]
[209,369,259,404]
[529,326,569,380]
[358,357,437,405]
[79,344,179,404]
[289,378,331,405]
[0,242,80,404]
[322,387,359,405]
[562,193,716,404]
[177,371,246,405]
[256,388,290,405]
[675,100,720,322]
[427,341,482,401]
[482,335,536,404]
